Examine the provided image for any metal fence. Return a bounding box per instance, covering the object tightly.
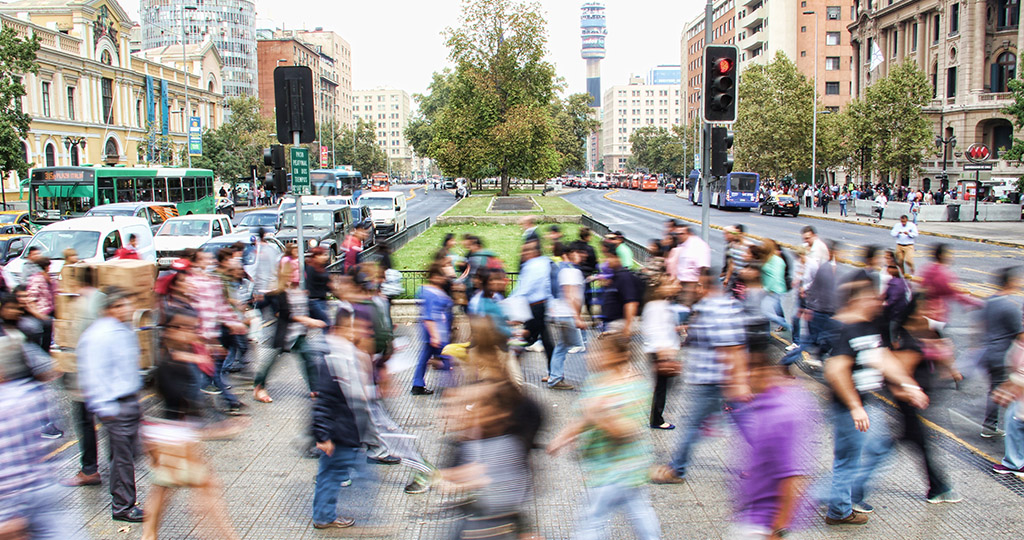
[580,214,651,265]
[327,217,431,272]
[392,270,521,300]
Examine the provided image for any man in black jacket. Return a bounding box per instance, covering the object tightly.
[570,227,599,318]
[310,316,364,530]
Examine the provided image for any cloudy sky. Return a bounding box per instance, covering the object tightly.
[125,0,702,99]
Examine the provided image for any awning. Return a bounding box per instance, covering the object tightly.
[37,184,94,198]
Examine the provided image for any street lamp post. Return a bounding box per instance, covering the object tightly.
[804,10,819,190]
[182,4,197,168]
[934,110,956,195]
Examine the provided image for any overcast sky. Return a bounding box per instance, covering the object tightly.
[126,0,702,101]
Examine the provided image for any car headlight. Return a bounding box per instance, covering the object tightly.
[308,239,318,248]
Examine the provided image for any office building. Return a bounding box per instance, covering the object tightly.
[285,29,354,130]
[256,36,334,129]
[648,65,682,85]
[601,76,683,173]
[352,87,414,178]
[139,0,257,98]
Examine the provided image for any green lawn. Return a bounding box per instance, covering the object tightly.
[393,222,594,272]
[442,194,584,217]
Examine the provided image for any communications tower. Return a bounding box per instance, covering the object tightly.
[580,2,606,172]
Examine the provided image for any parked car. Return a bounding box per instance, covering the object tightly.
[3,216,156,286]
[664,182,678,194]
[236,209,280,232]
[348,205,376,246]
[154,214,234,267]
[85,202,179,234]
[277,195,328,213]
[324,195,355,207]
[0,234,31,264]
[358,191,408,238]
[275,205,351,264]
[216,197,235,219]
[200,231,285,279]
[759,195,800,217]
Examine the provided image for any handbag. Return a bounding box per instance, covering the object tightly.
[654,349,682,377]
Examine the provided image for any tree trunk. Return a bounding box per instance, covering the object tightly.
[500,169,510,197]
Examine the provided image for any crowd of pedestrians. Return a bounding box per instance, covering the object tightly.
[1,207,1023,539]
[759,180,971,221]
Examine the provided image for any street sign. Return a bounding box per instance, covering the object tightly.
[320,145,329,165]
[291,147,310,195]
[274,66,316,144]
[694,153,700,169]
[966,144,990,163]
[963,163,993,171]
[188,116,202,156]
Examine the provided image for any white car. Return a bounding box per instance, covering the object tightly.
[3,216,155,286]
[154,214,233,267]
[277,195,327,213]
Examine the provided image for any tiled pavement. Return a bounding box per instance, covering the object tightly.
[48,323,1024,540]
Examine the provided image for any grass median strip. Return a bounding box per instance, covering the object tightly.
[442,194,583,217]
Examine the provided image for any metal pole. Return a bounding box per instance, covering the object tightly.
[700,0,713,243]
[182,6,192,168]
[331,121,336,168]
[810,11,818,192]
[974,173,980,222]
[294,131,305,288]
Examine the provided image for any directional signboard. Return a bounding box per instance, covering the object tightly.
[291,147,310,195]
[963,163,993,171]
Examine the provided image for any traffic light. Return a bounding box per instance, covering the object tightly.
[703,45,739,123]
[272,169,288,194]
[710,127,734,177]
[263,145,285,169]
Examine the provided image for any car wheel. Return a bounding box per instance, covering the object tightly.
[228,207,235,219]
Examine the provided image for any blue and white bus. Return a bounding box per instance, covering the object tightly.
[309,169,364,200]
[689,171,760,209]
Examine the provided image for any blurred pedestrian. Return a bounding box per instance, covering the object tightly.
[978,267,1023,439]
[342,221,372,273]
[643,276,682,430]
[570,227,599,319]
[890,215,918,277]
[920,244,981,332]
[191,250,247,414]
[411,261,453,395]
[24,257,55,352]
[666,223,710,306]
[548,332,661,540]
[510,240,554,375]
[305,246,331,325]
[546,242,585,390]
[598,240,640,336]
[115,233,141,259]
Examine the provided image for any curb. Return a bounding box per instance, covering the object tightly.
[799,211,1024,249]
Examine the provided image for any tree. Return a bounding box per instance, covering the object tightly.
[191,96,273,184]
[406,69,454,159]
[629,125,694,177]
[856,60,932,183]
[430,0,562,195]
[551,92,599,174]
[336,118,388,176]
[734,51,814,181]
[1001,57,1024,191]
[0,26,40,182]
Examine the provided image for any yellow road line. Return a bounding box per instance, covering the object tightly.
[44,393,156,461]
[406,186,419,202]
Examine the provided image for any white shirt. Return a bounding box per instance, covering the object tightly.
[891,221,918,245]
[642,300,681,353]
[808,238,829,266]
[874,194,888,207]
[547,265,584,318]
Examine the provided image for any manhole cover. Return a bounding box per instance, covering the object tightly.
[490,196,538,212]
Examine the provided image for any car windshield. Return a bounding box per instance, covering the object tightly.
[360,198,394,210]
[0,214,19,223]
[280,210,333,228]
[27,230,100,259]
[87,208,135,217]
[778,196,796,202]
[325,197,352,205]
[239,213,278,227]
[158,219,210,236]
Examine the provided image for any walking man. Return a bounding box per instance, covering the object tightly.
[510,240,554,372]
[891,215,919,277]
[979,268,1023,438]
[78,287,145,522]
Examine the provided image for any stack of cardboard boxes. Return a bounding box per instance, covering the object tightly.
[53,259,159,372]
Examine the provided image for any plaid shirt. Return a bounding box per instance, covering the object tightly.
[26,272,55,316]
[189,270,242,342]
[684,293,746,385]
[0,379,55,520]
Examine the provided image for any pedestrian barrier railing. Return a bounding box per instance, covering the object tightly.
[327,217,431,273]
[580,215,651,265]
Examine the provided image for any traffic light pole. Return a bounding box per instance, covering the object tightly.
[701,0,713,243]
[294,130,305,289]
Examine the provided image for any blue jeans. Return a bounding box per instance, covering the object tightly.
[669,383,724,477]
[548,316,581,386]
[574,482,661,540]
[311,446,362,525]
[4,482,85,540]
[826,400,892,520]
[223,333,249,372]
[412,327,448,388]
[761,293,790,332]
[1003,401,1024,470]
[781,310,835,365]
[309,298,330,326]
[839,201,847,216]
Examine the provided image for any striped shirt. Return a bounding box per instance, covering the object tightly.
[0,379,56,521]
[189,270,242,342]
[684,294,746,385]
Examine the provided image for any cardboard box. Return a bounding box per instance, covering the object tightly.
[55,292,83,320]
[51,349,77,373]
[53,318,78,349]
[96,260,157,294]
[137,329,156,370]
[59,263,97,292]
[132,291,157,311]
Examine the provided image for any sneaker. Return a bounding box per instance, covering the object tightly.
[785,343,800,352]
[980,427,1006,438]
[340,479,353,487]
[852,502,874,514]
[825,512,869,525]
[568,346,586,354]
[927,490,963,504]
[410,386,434,396]
[404,478,430,494]
[227,403,248,416]
[201,385,222,395]
[313,518,355,529]
[40,424,63,440]
[525,342,544,352]
[993,463,1024,477]
[549,381,574,390]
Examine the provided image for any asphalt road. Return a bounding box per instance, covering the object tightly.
[565,187,1022,461]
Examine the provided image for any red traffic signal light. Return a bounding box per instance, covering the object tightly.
[703,45,739,123]
[716,58,734,74]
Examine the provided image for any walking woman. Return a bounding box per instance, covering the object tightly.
[643,276,682,430]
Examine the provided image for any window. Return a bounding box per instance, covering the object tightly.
[992,51,1017,92]
[999,0,1021,29]
[801,50,807,57]
[911,23,918,52]
[851,6,856,19]
[950,3,959,34]
[826,32,840,45]
[826,57,841,70]
[931,66,938,98]
[946,66,957,97]
[826,6,841,19]
[41,82,50,117]
[101,78,113,124]
[933,14,940,43]
[70,145,79,166]
[825,81,841,95]
[45,143,55,166]
[801,26,807,32]
[866,37,873,63]
[825,106,840,113]
[66,87,75,120]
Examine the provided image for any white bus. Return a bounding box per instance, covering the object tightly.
[586,171,607,188]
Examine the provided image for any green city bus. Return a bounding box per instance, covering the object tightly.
[28,166,215,226]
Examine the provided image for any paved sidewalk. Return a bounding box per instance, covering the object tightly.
[49,324,1024,539]
[799,207,1024,248]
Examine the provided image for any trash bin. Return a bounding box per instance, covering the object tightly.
[946,204,960,222]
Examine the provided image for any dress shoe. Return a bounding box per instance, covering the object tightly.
[410,386,434,395]
[367,455,401,465]
[60,471,101,487]
[313,517,355,529]
[112,506,144,523]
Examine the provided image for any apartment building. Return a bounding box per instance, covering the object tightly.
[601,76,683,173]
[352,88,414,177]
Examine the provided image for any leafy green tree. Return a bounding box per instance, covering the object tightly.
[0,26,40,181]
[629,125,694,177]
[735,51,814,181]
[430,0,562,195]
[406,70,454,159]
[335,118,388,176]
[1001,59,1024,191]
[856,60,932,183]
[551,92,599,174]
[191,96,273,184]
